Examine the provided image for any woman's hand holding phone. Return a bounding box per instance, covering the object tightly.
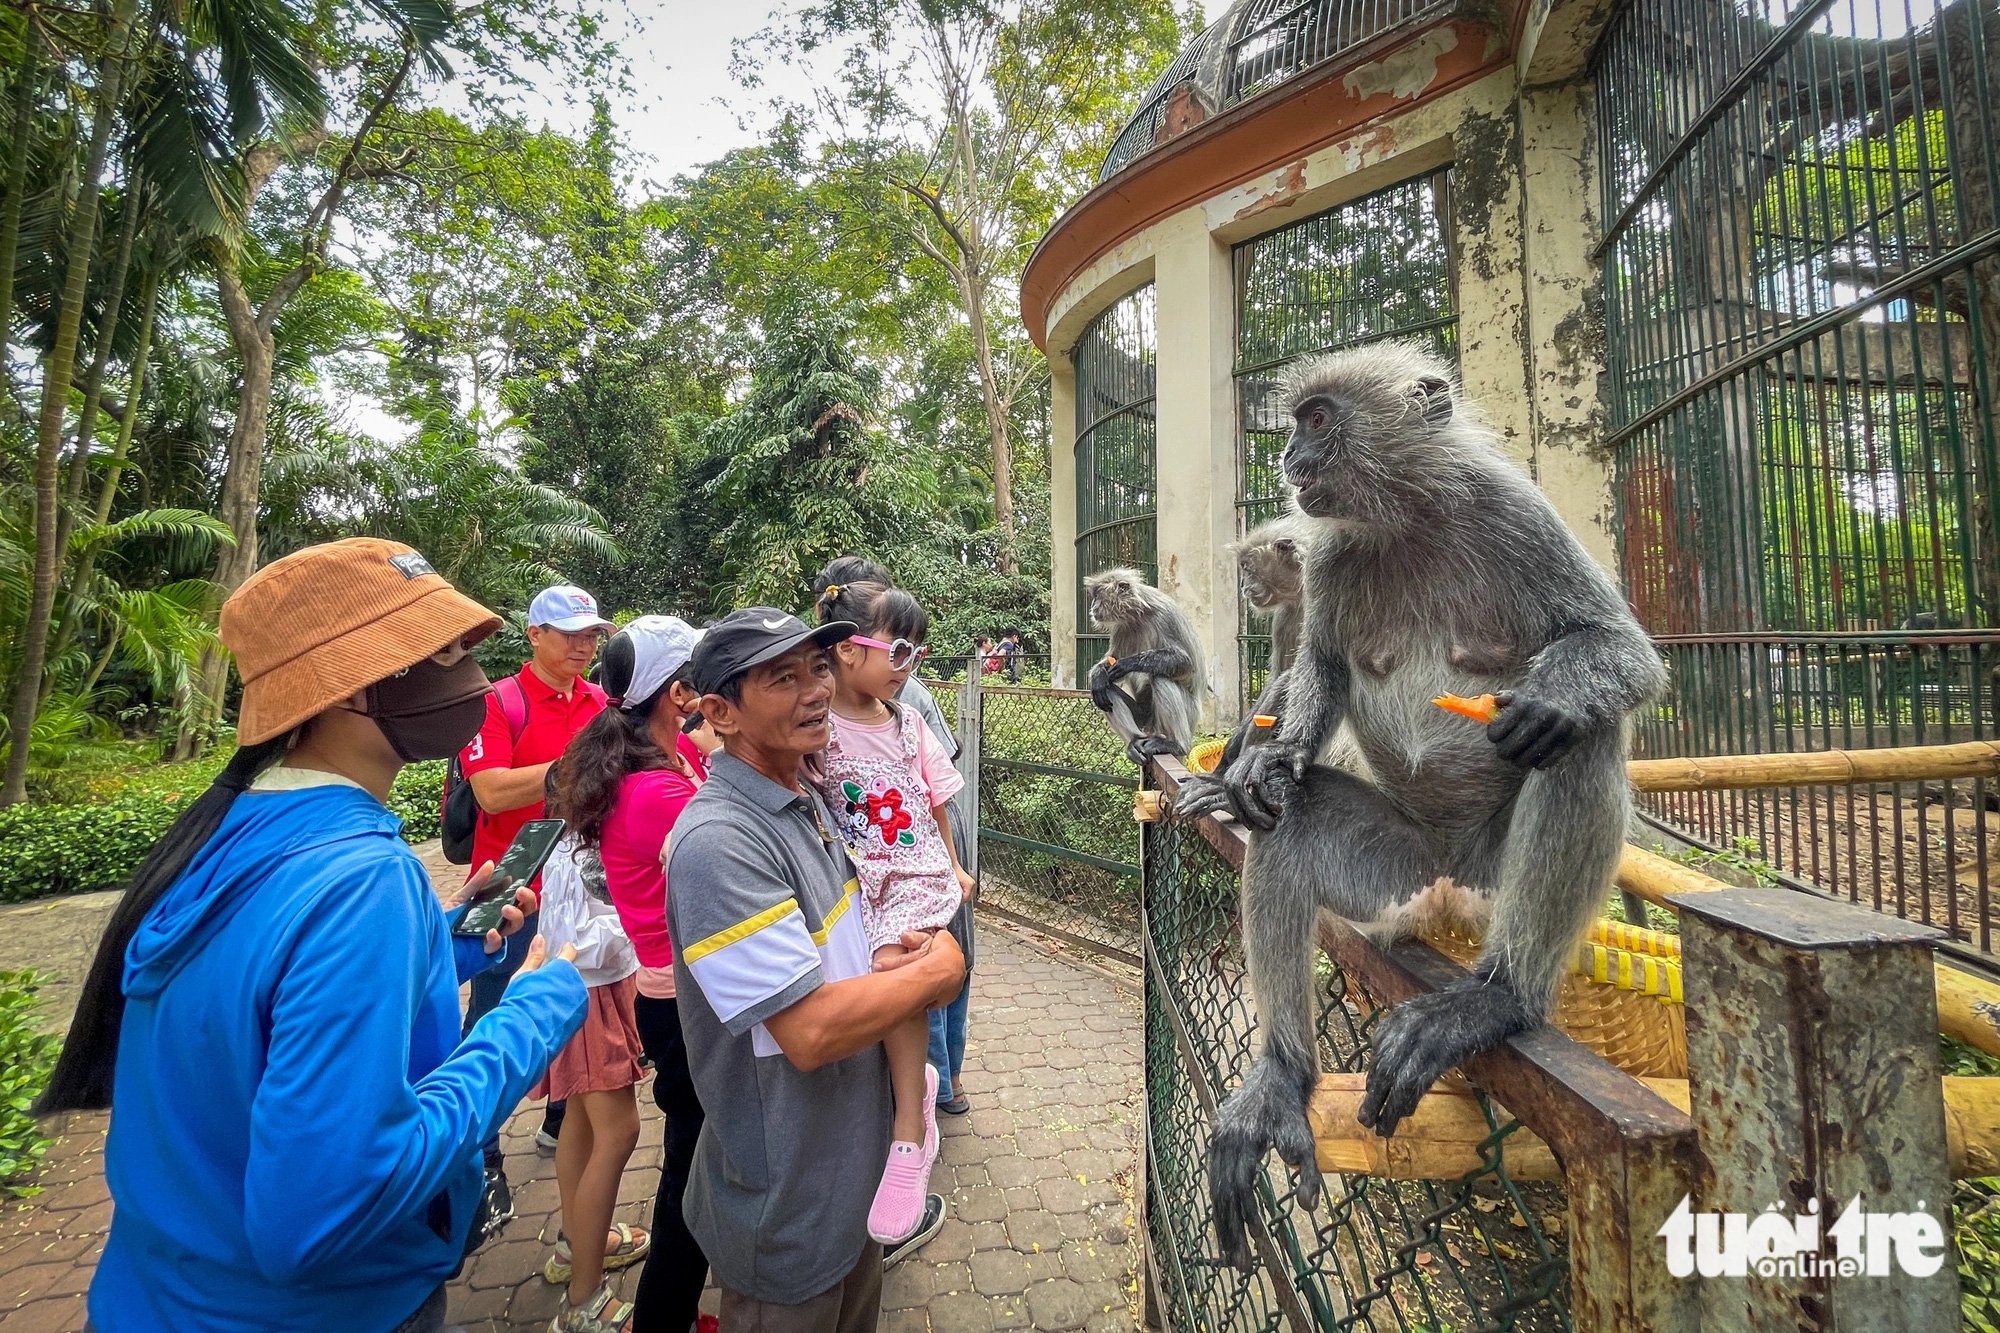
[442,861,540,955]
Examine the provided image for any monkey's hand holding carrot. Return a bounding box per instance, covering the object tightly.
[1088,654,1121,713]
[1432,689,1589,770]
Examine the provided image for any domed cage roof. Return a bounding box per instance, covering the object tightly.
[1099,0,1450,182]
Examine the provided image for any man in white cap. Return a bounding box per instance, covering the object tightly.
[458,584,616,1225]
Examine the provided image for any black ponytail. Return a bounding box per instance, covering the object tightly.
[811,557,891,620]
[36,734,291,1114]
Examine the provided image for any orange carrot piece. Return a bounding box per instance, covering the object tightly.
[1433,692,1500,724]
[1252,714,1278,727]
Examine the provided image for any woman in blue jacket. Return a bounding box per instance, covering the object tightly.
[37,538,590,1333]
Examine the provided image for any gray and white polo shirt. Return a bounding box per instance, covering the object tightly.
[666,749,892,1304]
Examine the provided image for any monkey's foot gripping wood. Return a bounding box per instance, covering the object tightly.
[1422,921,1688,1078]
[1307,1073,2000,1181]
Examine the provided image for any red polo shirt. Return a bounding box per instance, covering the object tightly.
[459,663,607,881]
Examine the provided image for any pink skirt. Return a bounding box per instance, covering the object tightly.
[533,973,648,1102]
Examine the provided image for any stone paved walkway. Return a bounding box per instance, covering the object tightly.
[0,849,1142,1332]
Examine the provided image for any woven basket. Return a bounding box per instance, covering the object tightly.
[1419,918,1689,1079]
[1187,738,1227,774]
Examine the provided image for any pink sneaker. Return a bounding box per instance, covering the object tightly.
[868,1141,933,1243]
[923,1065,940,1164]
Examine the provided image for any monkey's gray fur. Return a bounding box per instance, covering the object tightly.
[1085,568,1204,767]
[1177,508,1373,815]
[1236,515,1309,676]
[1191,342,1666,1271]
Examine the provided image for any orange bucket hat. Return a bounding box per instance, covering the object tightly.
[222,538,504,745]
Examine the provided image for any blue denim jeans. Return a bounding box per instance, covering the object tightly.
[927,979,970,1099]
[462,911,561,1159]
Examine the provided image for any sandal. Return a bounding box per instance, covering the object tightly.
[542,1224,652,1284]
[548,1281,633,1333]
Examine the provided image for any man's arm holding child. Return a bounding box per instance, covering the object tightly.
[762,928,961,1071]
[670,821,963,1074]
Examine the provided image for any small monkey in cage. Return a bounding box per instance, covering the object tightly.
[1084,569,1204,768]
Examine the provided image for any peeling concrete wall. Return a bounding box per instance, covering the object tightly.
[1447,77,1539,474]
[1516,0,1623,88]
[1039,58,1622,705]
[1520,82,1619,573]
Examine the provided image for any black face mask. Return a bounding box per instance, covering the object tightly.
[361,655,493,763]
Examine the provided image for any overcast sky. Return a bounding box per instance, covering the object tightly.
[520,1,1215,191]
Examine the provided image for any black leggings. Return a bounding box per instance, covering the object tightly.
[631,994,710,1333]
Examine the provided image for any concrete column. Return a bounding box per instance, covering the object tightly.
[1049,351,1078,689]
[1150,209,1240,731]
[1520,81,1619,574]
[1448,96,1537,474]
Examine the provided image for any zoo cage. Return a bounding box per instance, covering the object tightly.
[1595,0,2000,957]
[1075,283,1160,670]
[1232,169,1459,709]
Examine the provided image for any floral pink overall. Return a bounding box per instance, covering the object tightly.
[821,706,963,952]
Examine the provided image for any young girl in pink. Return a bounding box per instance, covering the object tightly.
[809,581,975,1243]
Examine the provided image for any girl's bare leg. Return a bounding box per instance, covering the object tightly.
[564,1087,643,1306]
[873,941,931,1143]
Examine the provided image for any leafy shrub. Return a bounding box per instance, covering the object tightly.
[0,972,60,1197]
[388,761,447,843]
[0,757,453,906]
[0,797,181,904]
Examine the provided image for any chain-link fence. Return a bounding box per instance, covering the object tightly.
[1143,759,1703,1332]
[922,680,1142,970]
[1145,809,1575,1332]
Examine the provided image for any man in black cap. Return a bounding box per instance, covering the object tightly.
[665,609,962,1333]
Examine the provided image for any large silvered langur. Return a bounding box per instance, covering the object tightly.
[1084,569,1203,767]
[1193,343,1666,1270]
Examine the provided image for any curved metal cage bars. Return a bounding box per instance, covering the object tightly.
[1075,284,1160,667]
[1231,170,1459,709]
[1100,0,1453,182]
[1596,0,2000,956]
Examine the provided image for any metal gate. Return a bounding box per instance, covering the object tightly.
[923,676,1142,970]
[1075,284,1160,670]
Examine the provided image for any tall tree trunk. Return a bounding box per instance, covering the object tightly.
[1,42,126,806]
[174,247,275,759]
[960,260,1019,576]
[52,265,159,668]
[0,36,39,424]
[57,172,142,555]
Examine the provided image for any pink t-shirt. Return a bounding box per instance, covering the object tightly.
[600,735,708,974]
[827,706,966,809]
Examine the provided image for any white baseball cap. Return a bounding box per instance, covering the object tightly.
[614,616,704,711]
[529,585,615,633]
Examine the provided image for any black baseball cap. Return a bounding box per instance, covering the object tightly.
[692,607,855,696]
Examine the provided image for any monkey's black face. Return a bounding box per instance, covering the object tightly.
[1281,394,1348,517]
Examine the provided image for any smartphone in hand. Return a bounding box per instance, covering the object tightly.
[451,817,566,937]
